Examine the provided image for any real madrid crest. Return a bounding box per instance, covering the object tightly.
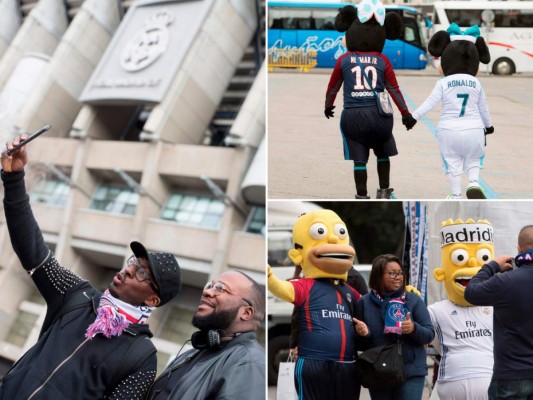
[121,11,174,72]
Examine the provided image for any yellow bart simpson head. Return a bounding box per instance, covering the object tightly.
[288,209,355,280]
[434,218,494,306]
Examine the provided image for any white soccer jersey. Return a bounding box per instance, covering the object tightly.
[428,299,494,382]
[412,74,492,130]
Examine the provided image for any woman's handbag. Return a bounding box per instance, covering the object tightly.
[353,53,394,117]
[354,340,406,390]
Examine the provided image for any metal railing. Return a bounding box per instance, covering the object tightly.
[268,48,318,72]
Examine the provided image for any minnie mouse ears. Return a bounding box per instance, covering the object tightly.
[428,23,490,64]
[334,1,402,40]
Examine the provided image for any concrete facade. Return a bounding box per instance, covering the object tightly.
[0,0,265,372]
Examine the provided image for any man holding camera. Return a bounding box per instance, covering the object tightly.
[465,225,533,400]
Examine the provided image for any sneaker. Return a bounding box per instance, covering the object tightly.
[376,188,395,199]
[355,194,370,199]
[466,186,486,199]
[446,194,462,200]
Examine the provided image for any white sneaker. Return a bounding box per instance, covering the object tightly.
[446,194,462,200]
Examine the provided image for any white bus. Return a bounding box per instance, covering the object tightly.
[432,1,533,75]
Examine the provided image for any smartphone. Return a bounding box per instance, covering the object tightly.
[6,124,51,156]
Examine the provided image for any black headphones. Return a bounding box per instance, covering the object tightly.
[191,330,241,349]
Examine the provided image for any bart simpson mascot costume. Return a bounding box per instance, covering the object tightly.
[268,209,362,399]
[428,219,494,400]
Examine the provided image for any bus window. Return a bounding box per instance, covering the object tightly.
[268,231,293,267]
[494,9,533,28]
[403,19,423,48]
[445,9,482,27]
[434,11,441,26]
[295,18,311,30]
[316,18,335,30]
[404,26,416,43]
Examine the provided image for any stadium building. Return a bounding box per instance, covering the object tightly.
[0,0,265,375]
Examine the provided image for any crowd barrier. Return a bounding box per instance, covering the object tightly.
[268,48,318,72]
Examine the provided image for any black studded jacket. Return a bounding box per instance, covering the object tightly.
[0,170,157,400]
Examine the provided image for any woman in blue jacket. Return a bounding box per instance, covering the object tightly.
[355,254,434,400]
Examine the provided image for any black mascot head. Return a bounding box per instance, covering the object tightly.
[334,0,403,53]
[428,23,491,76]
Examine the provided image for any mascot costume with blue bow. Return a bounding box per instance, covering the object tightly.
[324,0,416,200]
[410,23,494,200]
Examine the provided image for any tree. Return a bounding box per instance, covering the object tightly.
[315,201,405,264]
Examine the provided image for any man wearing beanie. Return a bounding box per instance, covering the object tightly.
[0,135,182,399]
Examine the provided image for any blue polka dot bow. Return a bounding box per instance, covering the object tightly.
[357,0,386,26]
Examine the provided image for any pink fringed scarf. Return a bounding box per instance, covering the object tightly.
[85,290,154,339]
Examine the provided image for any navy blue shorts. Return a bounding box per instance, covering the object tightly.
[295,358,361,399]
[340,107,398,162]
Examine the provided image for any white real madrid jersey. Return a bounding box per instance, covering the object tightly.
[428,299,494,382]
[412,74,492,130]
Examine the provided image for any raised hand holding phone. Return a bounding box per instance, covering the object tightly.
[0,124,51,173]
[5,124,51,156]
[1,125,51,173]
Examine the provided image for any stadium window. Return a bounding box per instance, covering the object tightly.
[161,193,225,229]
[30,179,70,206]
[89,184,139,215]
[246,207,265,235]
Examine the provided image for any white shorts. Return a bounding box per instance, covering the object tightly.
[437,128,485,176]
[435,377,491,400]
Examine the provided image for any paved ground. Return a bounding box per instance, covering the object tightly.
[268,67,533,200]
[268,383,432,400]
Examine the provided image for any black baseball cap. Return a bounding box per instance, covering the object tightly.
[130,241,182,306]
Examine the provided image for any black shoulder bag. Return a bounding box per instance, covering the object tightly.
[354,339,405,390]
[353,297,406,390]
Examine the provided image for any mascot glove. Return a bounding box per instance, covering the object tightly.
[324,106,336,119]
[484,126,494,135]
[405,285,421,297]
[402,114,417,130]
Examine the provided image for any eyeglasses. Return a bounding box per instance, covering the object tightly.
[204,281,253,307]
[385,271,404,279]
[126,256,159,293]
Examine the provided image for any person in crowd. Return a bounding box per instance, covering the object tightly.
[429,218,495,400]
[465,225,533,399]
[146,270,265,399]
[356,254,434,400]
[0,135,182,399]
